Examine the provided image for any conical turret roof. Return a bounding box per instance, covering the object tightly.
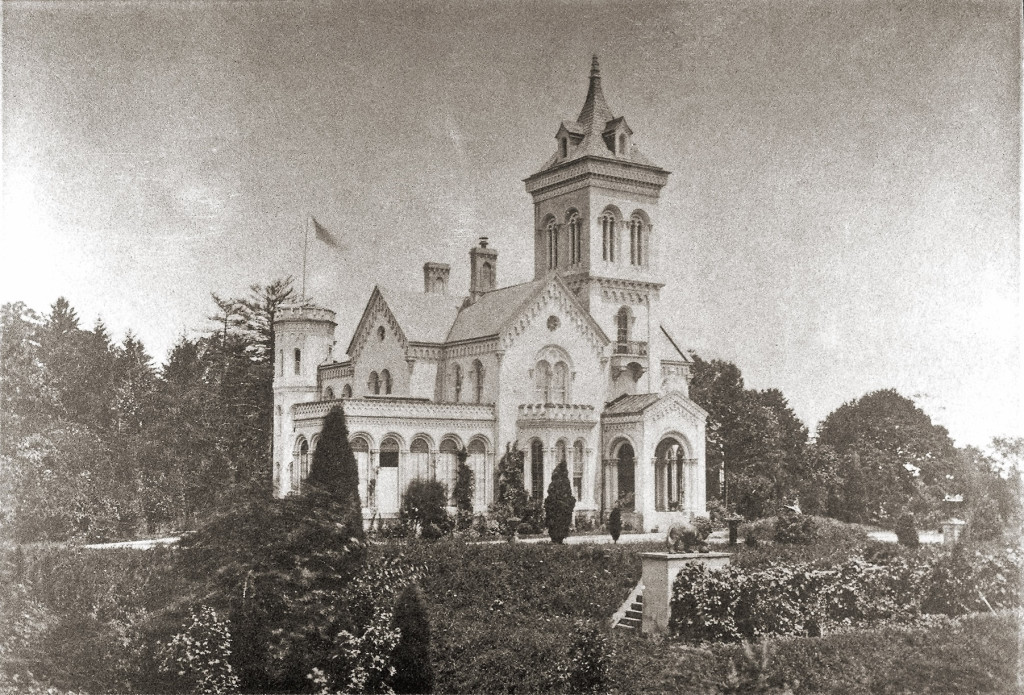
[576,55,615,133]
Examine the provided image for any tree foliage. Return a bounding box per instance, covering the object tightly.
[390,583,434,694]
[544,460,576,544]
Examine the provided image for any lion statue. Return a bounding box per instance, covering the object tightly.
[665,516,712,553]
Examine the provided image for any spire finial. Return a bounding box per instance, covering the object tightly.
[591,54,600,78]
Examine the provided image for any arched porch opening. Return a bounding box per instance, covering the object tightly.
[614,440,635,511]
[654,436,687,512]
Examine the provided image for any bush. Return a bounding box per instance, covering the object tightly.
[609,508,622,543]
[895,512,920,548]
[401,479,452,537]
[452,448,474,529]
[490,444,529,535]
[544,460,576,544]
[160,604,241,695]
[557,619,612,693]
[391,583,434,694]
[773,513,817,545]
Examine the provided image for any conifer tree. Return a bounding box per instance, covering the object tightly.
[306,404,363,539]
[391,583,434,694]
[544,459,576,543]
[608,507,622,543]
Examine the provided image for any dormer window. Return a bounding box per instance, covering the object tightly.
[560,137,568,158]
[618,133,627,154]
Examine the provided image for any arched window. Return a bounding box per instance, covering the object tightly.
[294,438,309,492]
[380,437,400,467]
[572,440,585,500]
[567,212,582,265]
[439,437,460,500]
[616,307,631,353]
[534,359,552,403]
[342,384,353,398]
[452,364,463,402]
[601,213,616,262]
[368,371,380,395]
[630,215,645,266]
[546,218,559,270]
[655,438,685,511]
[555,439,567,465]
[468,438,487,508]
[410,436,430,482]
[294,348,302,375]
[381,369,392,395]
[351,436,370,504]
[552,361,568,404]
[530,439,544,500]
[471,359,484,403]
[324,386,335,400]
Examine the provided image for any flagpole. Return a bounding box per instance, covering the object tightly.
[302,216,309,301]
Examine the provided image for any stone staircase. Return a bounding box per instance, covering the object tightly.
[610,581,644,631]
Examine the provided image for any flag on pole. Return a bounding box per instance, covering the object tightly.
[311,216,341,249]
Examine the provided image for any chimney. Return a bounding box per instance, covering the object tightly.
[423,262,450,294]
[469,236,498,300]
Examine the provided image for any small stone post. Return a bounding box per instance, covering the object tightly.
[725,515,743,546]
[942,518,967,545]
[640,552,731,634]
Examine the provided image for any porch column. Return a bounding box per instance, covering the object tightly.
[369,449,379,509]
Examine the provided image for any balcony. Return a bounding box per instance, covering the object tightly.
[518,402,598,424]
[614,340,648,356]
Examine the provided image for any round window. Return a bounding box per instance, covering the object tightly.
[547,315,560,331]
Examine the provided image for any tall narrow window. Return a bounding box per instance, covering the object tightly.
[452,364,463,402]
[560,137,568,158]
[279,350,284,376]
[572,440,585,501]
[552,362,568,404]
[381,369,392,395]
[601,213,616,262]
[298,439,310,489]
[616,307,630,353]
[471,360,484,403]
[294,348,302,375]
[568,213,581,265]
[534,360,552,403]
[630,216,645,266]
[546,219,559,270]
[530,439,544,500]
[368,371,380,395]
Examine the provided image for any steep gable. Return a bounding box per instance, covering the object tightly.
[498,275,609,357]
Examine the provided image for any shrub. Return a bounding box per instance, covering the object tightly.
[316,609,400,695]
[544,460,576,544]
[557,619,612,693]
[608,508,622,543]
[773,513,817,544]
[452,448,474,530]
[490,444,529,535]
[160,604,241,695]
[391,583,434,694]
[895,512,920,548]
[401,479,452,537]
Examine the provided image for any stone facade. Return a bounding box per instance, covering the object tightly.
[272,56,708,531]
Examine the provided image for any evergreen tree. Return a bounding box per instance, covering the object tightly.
[608,507,622,543]
[306,405,364,540]
[453,447,474,514]
[390,584,434,694]
[544,459,575,543]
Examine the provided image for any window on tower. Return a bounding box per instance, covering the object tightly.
[294,348,302,375]
[630,215,646,266]
[567,212,581,265]
[546,218,559,270]
[601,213,617,262]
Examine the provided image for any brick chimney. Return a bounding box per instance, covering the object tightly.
[469,237,497,300]
[423,262,450,294]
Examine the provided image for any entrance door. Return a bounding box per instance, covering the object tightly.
[616,442,635,510]
[378,438,400,514]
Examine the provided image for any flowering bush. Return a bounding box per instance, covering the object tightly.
[556,619,612,693]
[160,605,240,695]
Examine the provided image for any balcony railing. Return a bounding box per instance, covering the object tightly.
[614,340,648,356]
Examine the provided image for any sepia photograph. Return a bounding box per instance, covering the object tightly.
[1,1,1021,693]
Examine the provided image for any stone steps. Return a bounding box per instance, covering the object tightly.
[614,593,643,631]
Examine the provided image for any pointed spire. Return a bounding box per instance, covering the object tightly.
[577,54,614,132]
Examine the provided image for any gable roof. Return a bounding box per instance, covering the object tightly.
[378,286,462,344]
[602,393,661,416]
[446,279,547,343]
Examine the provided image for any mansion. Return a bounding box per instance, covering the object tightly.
[272,57,708,531]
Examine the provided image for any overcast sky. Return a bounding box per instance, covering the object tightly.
[2,0,1020,447]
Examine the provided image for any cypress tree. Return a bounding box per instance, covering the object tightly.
[544,460,576,544]
[608,507,622,543]
[305,404,363,540]
[391,583,434,694]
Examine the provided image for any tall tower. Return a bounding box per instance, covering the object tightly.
[524,56,670,395]
[272,303,337,496]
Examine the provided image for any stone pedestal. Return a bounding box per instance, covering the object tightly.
[942,518,967,545]
[726,515,743,546]
[640,552,731,634]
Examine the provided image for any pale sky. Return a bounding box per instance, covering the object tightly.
[2,0,1020,447]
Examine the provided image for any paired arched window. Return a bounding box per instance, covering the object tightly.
[600,212,616,262]
[381,369,392,395]
[294,348,302,375]
[629,215,646,266]
[470,360,484,403]
[567,212,582,265]
[368,371,380,395]
[534,357,570,404]
[342,384,353,398]
[545,218,559,270]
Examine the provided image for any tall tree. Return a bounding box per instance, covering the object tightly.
[306,405,364,540]
[390,584,434,694]
[544,459,576,544]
